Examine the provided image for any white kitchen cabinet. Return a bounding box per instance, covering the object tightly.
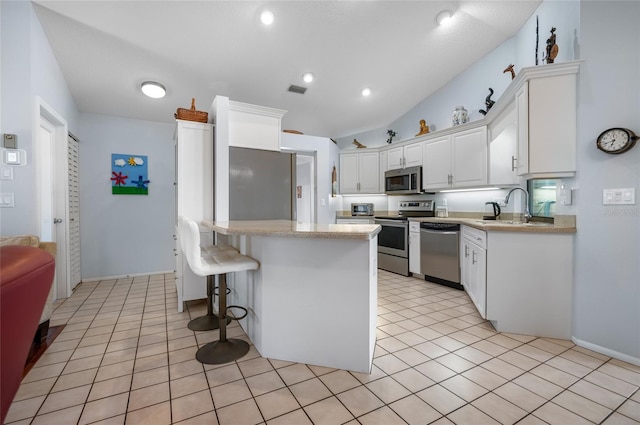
[409,221,421,275]
[228,100,286,151]
[339,151,379,194]
[489,104,518,186]
[387,143,423,170]
[460,226,487,318]
[379,150,388,191]
[174,120,214,312]
[423,126,487,190]
[486,231,573,339]
[516,65,578,178]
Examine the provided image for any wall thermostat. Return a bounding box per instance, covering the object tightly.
[3,134,17,149]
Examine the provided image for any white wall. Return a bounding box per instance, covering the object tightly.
[0,1,79,235]
[281,133,339,224]
[77,113,175,279]
[573,1,640,363]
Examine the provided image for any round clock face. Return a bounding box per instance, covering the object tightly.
[596,128,637,154]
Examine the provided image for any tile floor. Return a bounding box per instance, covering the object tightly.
[6,270,640,425]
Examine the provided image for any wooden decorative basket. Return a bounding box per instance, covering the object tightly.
[175,98,208,123]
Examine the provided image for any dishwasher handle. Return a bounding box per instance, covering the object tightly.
[420,228,459,236]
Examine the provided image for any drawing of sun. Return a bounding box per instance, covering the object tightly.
[128,157,137,166]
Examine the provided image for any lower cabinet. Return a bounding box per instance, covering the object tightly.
[409,222,421,275]
[461,226,487,319]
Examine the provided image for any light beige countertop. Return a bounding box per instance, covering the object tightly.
[202,220,381,240]
[409,215,576,234]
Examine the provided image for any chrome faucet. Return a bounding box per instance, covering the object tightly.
[504,186,532,223]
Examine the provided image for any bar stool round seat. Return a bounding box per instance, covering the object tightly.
[178,216,259,364]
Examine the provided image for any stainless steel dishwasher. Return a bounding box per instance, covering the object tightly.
[420,222,462,290]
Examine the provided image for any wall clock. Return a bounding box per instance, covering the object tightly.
[596,127,638,154]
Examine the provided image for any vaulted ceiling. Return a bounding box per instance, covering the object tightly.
[33,1,540,138]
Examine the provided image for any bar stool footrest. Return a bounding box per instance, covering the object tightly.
[195,339,250,364]
[226,305,248,321]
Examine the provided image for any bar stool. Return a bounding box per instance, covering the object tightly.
[177,216,259,364]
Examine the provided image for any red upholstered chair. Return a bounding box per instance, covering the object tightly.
[1,245,55,424]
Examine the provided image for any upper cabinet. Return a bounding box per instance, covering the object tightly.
[488,103,518,186]
[339,151,379,194]
[387,143,423,170]
[228,101,287,151]
[423,126,488,190]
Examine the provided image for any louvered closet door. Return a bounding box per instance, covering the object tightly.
[68,134,81,290]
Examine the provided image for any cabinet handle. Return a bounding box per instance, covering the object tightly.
[472,251,477,264]
[465,245,469,258]
[511,156,517,171]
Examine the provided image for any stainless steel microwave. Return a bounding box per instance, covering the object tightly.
[384,166,422,195]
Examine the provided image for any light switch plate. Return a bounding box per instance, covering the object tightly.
[1,149,27,166]
[602,188,636,205]
[0,193,14,208]
[0,167,13,180]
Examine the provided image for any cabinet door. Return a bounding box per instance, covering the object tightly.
[358,152,380,193]
[176,121,213,222]
[423,136,451,190]
[387,147,404,170]
[460,238,471,292]
[452,126,487,187]
[470,245,487,319]
[339,153,359,194]
[404,143,423,168]
[516,83,529,175]
[409,223,421,274]
[489,106,518,186]
[379,151,388,192]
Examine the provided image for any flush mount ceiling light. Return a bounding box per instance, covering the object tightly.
[436,10,453,26]
[141,81,166,99]
[361,88,371,97]
[260,10,275,25]
[302,72,314,83]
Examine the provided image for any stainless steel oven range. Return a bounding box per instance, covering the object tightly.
[375,200,434,276]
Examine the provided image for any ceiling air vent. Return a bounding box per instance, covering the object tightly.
[288,85,307,94]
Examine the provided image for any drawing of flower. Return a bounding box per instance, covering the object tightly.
[132,175,150,189]
[111,171,128,186]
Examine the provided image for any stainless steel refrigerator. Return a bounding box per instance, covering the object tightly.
[228,147,296,220]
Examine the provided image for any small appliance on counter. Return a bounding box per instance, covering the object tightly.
[351,203,374,216]
[483,202,501,220]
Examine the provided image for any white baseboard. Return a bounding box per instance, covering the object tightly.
[572,337,640,367]
[80,270,175,283]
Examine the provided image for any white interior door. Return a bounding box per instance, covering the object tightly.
[37,97,71,299]
[68,134,81,290]
[295,153,315,223]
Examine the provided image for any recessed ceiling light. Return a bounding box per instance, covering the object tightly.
[302,72,314,83]
[141,81,166,98]
[436,10,453,26]
[260,10,275,25]
[362,88,371,97]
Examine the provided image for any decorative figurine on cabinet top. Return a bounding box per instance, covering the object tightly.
[503,64,516,80]
[545,27,558,64]
[415,120,430,136]
[353,139,367,149]
[386,129,397,144]
[479,88,495,116]
[452,106,469,126]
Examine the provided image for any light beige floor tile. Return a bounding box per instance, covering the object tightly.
[377,336,410,353]
[416,384,466,415]
[31,405,83,425]
[462,365,507,390]
[561,348,608,369]
[533,401,593,425]
[617,399,640,422]
[528,337,570,355]
[553,389,612,423]
[171,389,215,423]
[447,404,500,424]
[70,343,108,360]
[602,412,640,425]
[205,363,243,387]
[4,396,45,423]
[600,363,640,386]
[13,377,57,401]
[131,365,169,390]
[255,388,300,420]
[432,335,466,352]
[169,358,204,380]
[134,353,168,374]
[569,379,626,410]
[95,360,135,382]
[78,392,128,425]
[127,381,170,411]
[514,344,555,363]
[276,363,315,386]
[530,363,580,388]
[238,357,275,377]
[487,334,523,349]
[34,348,74,366]
[39,384,91,414]
[493,382,547,412]
[135,341,168,359]
[414,359,457,383]
[473,392,527,424]
[101,348,137,366]
[245,370,286,397]
[390,367,435,393]
[389,394,442,425]
[217,398,264,425]
[88,375,132,401]
[498,350,541,371]
[210,379,253,408]
[434,353,476,373]
[125,400,171,425]
[304,395,355,425]
[440,374,488,402]
[51,368,98,392]
[289,377,332,406]
[77,333,112,348]
[319,369,362,394]
[169,371,208,399]
[392,347,430,366]
[514,372,564,400]
[585,370,638,397]
[358,405,406,425]
[454,346,494,364]
[266,408,312,425]
[365,376,411,404]
[173,410,219,425]
[22,362,66,383]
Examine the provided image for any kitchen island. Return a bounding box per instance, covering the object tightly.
[201,220,380,373]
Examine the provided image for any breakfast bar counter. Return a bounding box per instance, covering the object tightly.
[201,220,380,373]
